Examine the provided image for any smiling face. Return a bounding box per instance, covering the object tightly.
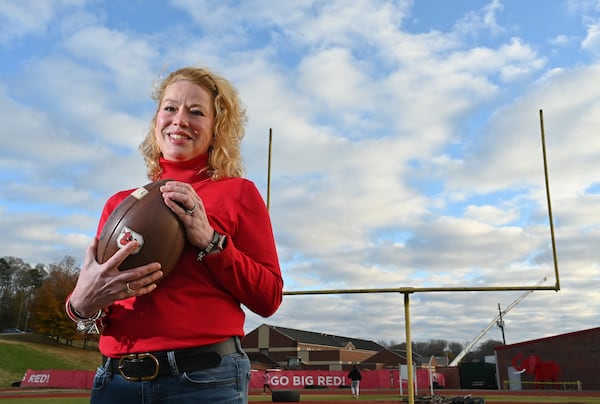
[154,80,215,162]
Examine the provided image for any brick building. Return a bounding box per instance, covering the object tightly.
[494,327,600,390]
[242,324,385,370]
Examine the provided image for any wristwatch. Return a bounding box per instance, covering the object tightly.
[196,230,227,261]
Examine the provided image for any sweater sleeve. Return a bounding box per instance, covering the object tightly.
[203,180,283,317]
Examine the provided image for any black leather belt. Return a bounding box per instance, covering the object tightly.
[103,337,238,381]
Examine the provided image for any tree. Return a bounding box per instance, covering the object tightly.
[15,264,45,331]
[462,339,504,363]
[447,341,464,362]
[0,256,42,330]
[377,339,398,349]
[391,339,455,362]
[389,338,503,364]
[0,255,98,347]
[0,257,16,328]
[29,256,82,344]
[424,339,449,357]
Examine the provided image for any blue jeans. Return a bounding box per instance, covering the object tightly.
[90,339,250,404]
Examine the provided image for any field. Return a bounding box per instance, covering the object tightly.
[0,334,100,388]
[1,334,600,403]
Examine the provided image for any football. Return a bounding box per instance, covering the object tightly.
[96,179,185,282]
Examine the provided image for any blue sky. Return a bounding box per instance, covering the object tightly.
[2,0,600,348]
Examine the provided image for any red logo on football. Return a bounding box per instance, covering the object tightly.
[117,227,143,254]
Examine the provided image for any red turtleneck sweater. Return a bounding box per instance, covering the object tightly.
[96,154,283,357]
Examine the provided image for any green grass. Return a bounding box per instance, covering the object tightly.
[0,334,101,388]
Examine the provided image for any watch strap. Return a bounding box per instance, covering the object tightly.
[196,230,226,261]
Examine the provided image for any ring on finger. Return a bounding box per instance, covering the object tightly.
[185,203,196,215]
[126,282,135,296]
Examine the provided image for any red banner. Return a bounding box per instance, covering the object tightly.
[19,368,446,391]
[21,369,95,389]
[249,369,444,390]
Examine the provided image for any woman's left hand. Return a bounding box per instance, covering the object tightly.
[160,181,214,249]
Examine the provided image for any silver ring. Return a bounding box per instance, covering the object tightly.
[126,282,135,296]
[185,204,196,215]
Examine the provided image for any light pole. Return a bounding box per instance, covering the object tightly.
[496,303,506,344]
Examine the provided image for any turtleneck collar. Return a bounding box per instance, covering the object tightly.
[159,153,211,183]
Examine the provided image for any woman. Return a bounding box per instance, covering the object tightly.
[66,67,283,403]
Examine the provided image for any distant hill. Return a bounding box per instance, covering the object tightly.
[0,334,101,387]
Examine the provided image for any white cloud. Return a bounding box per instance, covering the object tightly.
[0,0,86,43]
[454,0,505,37]
[464,204,519,226]
[2,0,600,346]
[550,34,572,46]
[581,21,600,54]
[62,25,159,98]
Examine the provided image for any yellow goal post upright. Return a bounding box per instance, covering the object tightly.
[275,110,561,404]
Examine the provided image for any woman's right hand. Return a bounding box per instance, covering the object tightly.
[68,238,163,317]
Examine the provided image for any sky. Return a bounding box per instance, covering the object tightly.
[2,0,600,350]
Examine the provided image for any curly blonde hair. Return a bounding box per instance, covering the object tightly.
[140,66,247,180]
